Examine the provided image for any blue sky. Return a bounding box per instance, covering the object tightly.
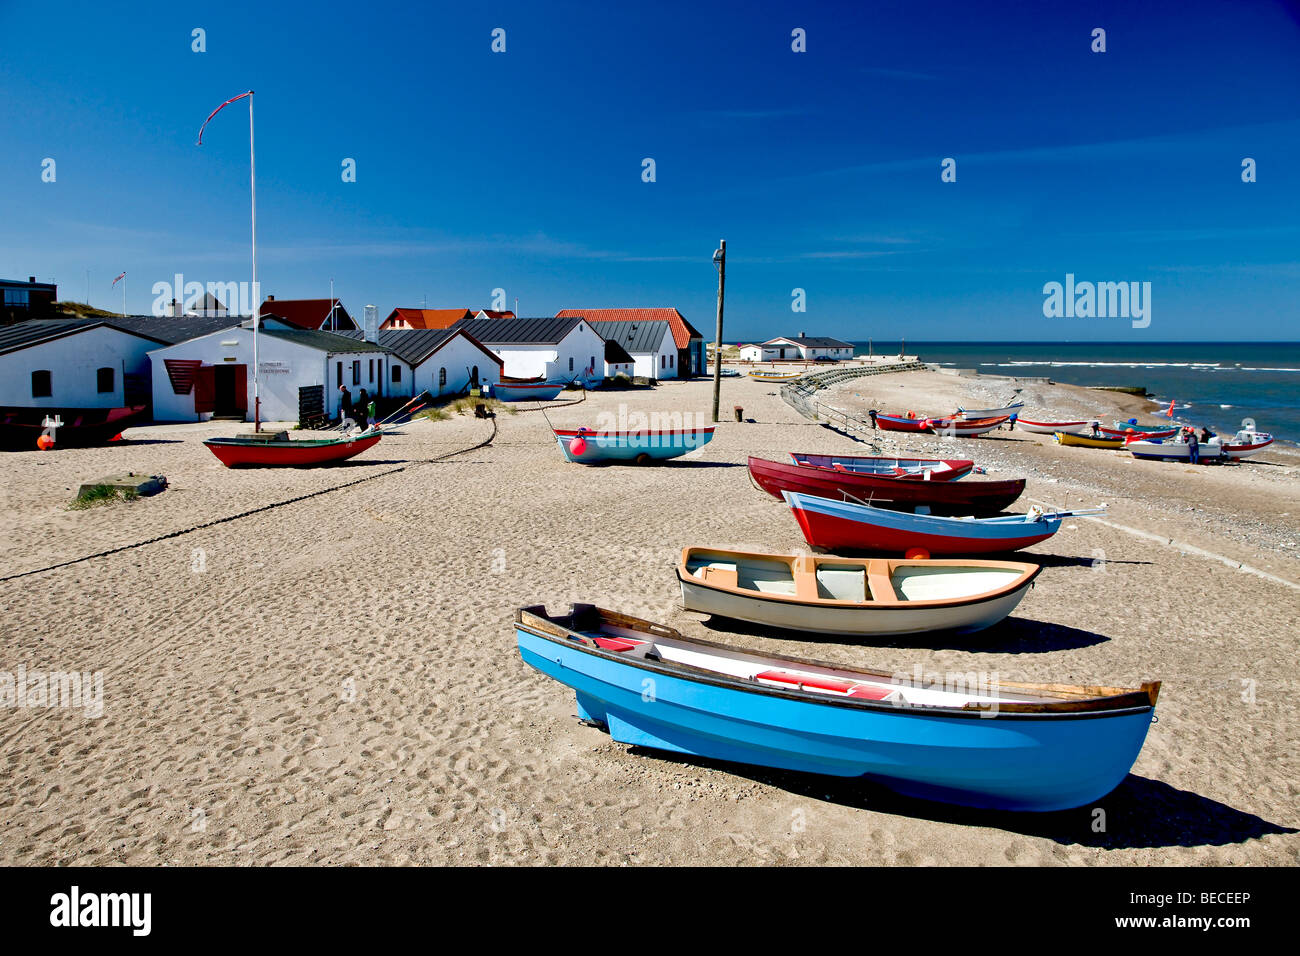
[2,0,1298,341]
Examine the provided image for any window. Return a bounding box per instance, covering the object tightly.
[669,354,674,368]
[368,359,374,383]
[352,360,361,385]
[590,356,595,374]
[337,362,343,386]
[97,367,114,393]
[569,357,574,372]
[31,370,52,398]
[660,355,665,369]
[392,365,401,383]
[439,367,447,389]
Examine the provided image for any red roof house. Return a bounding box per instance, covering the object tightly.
[382,308,474,330]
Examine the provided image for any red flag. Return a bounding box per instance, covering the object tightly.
[112,272,125,286]
[197,90,254,145]
[1166,399,1175,418]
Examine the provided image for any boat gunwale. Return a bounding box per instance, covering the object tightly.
[516,605,1159,717]
[202,431,382,449]
[553,426,717,439]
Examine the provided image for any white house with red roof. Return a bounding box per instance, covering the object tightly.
[556,308,704,376]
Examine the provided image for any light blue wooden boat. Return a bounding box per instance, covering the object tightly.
[516,604,1161,812]
[491,380,567,402]
[553,425,715,464]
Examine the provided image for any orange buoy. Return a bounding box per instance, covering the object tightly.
[36,434,55,451]
[905,547,930,560]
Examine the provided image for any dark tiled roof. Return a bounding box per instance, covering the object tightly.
[0,318,99,355]
[106,314,244,345]
[336,328,503,367]
[454,316,582,345]
[261,328,395,355]
[589,320,673,354]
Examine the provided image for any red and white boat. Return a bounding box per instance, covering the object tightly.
[930,415,1010,437]
[1016,417,1096,436]
[956,402,1024,420]
[203,429,382,467]
[874,412,933,433]
[1098,425,1177,441]
[788,453,974,481]
[0,404,149,449]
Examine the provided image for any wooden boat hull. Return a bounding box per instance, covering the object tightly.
[554,426,715,463]
[203,432,381,467]
[748,372,802,383]
[1055,432,1125,449]
[931,415,1010,437]
[874,413,931,432]
[784,491,1060,555]
[0,404,149,449]
[492,381,566,402]
[1016,418,1094,435]
[790,453,973,481]
[1098,425,1177,441]
[678,547,1040,636]
[748,456,1025,516]
[516,604,1159,811]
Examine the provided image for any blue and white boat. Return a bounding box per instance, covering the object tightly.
[553,425,715,464]
[491,379,567,402]
[516,604,1161,812]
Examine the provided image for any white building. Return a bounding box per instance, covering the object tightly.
[742,334,854,362]
[588,320,679,380]
[0,319,167,409]
[337,327,503,399]
[148,324,395,423]
[455,316,607,381]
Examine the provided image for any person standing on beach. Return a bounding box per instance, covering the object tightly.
[356,388,370,429]
[339,385,354,427]
[1187,427,1200,464]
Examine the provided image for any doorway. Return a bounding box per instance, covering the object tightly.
[213,364,247,418]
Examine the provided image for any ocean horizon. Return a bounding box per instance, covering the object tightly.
[848,341,1300,445]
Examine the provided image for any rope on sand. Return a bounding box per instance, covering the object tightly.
[0,416,498,585]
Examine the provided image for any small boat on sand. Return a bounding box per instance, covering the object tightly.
[1055,432,1126,449]
[492,379,567,402]
[0,404,149,449]
[1016,417,1096,436]
[788,453,973,481]
[930,415,1010,437]
[203,429,382,467]
[956,402,1024,420]
[1098,425,1177,441]
[677,547,1040,636]
[554,425,715,464]
[748,370,804,383]
[748,456,1026,515]
[515,603,1161,810]
[1129,428,1274,462]
[783,491,1103,555]
[874,412,933,433]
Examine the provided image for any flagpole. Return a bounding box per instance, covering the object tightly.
[122,275,126,316]
[249,91,260,431]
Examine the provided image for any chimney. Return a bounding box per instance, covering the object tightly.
[267,294,275,301]
[364,304,378,344]
[28,276,36,283]
[799,331,805,338]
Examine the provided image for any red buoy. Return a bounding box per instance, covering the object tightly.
[905,547,930,560]
[569,436,587,456]
[36,434,55,451]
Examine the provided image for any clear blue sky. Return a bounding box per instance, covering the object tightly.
[2,0,1297,341]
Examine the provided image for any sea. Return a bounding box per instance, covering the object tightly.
[849,342,1300,445]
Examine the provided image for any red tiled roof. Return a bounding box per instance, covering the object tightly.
[477,309,516,319]
[260,298,349,330]
[382,308,474,330]
[556,308,701,349]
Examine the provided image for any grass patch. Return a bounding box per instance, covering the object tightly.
[69,484,139,510]
[418,407,449,422]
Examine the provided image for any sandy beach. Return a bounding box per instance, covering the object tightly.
[1,369,1296,866]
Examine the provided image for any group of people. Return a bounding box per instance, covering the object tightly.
[338,385,373,430]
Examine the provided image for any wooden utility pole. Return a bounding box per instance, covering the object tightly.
[711,239,726,422]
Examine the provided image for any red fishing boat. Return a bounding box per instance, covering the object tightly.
[0,404,149,449]
[788,453,974,481]
[748,456,1025,515]
[203,429,382,467]
[874,412,932,433]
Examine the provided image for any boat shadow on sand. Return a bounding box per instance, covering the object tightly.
[699,615,1111,654]
[625,750,1295,850]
